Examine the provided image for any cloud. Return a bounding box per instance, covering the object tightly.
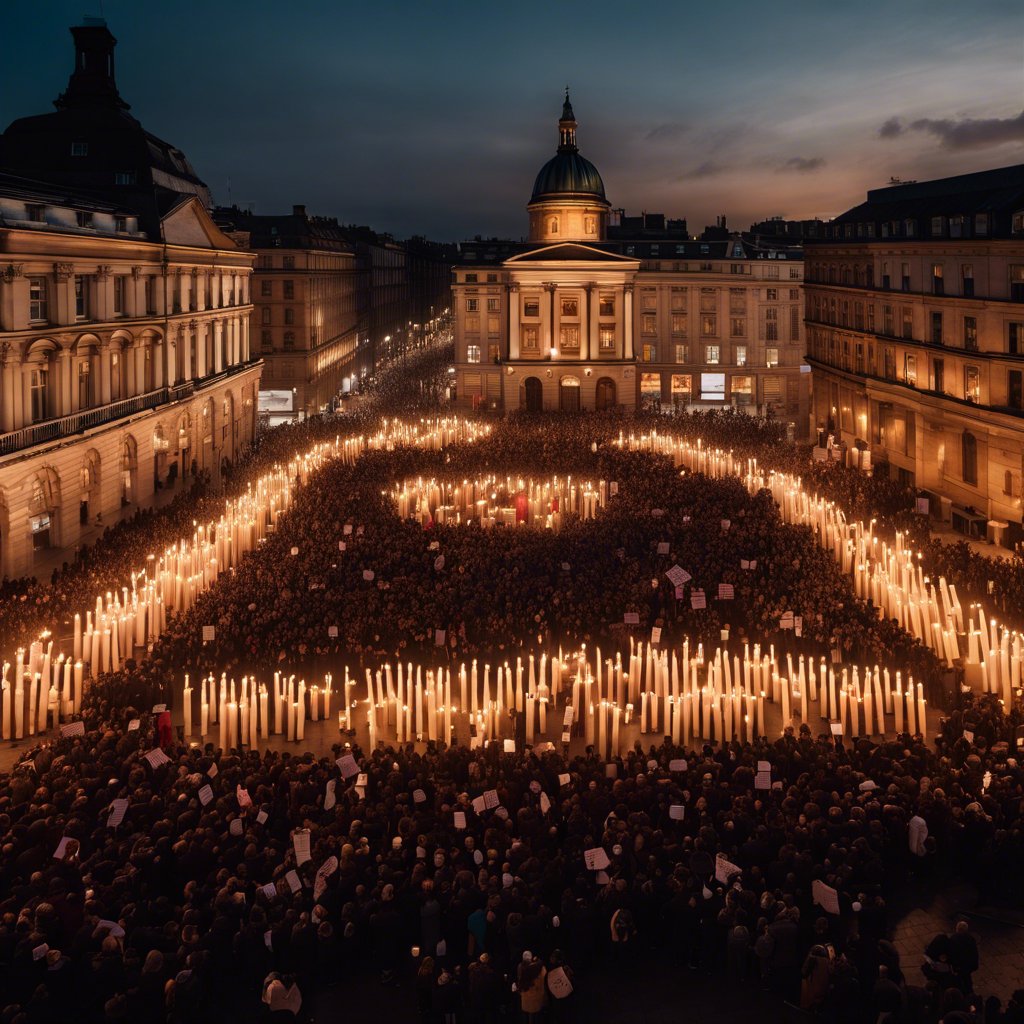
[779,156,825,173]
[645,122,688,141]
[677,160,726,180]
[878,117,904,139]
[878,109,1024,149]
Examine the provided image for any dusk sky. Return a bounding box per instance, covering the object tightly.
[2,0,1023,242]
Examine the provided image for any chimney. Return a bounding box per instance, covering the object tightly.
[293,204,307,218]
[55,19,129,111]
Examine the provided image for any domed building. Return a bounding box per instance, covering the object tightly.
[452,93,808,425]
[453,94,640,413]
[527,94,610,244]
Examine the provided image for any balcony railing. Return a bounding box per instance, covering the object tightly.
[0,358,260,459]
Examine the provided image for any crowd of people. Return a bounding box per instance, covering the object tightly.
[2,682,1022,1023]
[3,347,1024,1022]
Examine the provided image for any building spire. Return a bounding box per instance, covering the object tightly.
[558,90,577,153]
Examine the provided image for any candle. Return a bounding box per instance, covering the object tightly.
[183,675,192,738]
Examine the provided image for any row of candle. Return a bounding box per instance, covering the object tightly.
[392,474,611,528]
[616,429,1020,712]
[2,418,490,743]
[184,634,930,761]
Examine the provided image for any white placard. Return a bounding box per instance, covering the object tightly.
[779,611,795,629]
[669,758,687,772]
[794,616,803,637]
[755,771,771,790]
[471,796,486,815]
[256,809,269,825]
[715,853,741,884]
[198,784,213,806]
[669,804,685,820]
[624,612,640,625]
[53,836,76,860]
[292,829,311,866]
[32,943,49,961]
[453,811,467,830]
[757,760,770,772]
[435,629,446,647]
[285,869,302,893]
[413,788,426,804]
[657,541,670,555]
[666,565,691,588]
[202,626,215,642]
[558,773,570,787]
[718,583,734,601]
[690,589,706,610]
[107,798,129,828]
[503,739,515,753]
[314,855,339,901]
[337,754,359,778]
[152,704,167,714]
[236,785,251,808]
[740,558,757,570]
[812,879,841,915]
[483,789,499,809]
[584,847,611,871]
[261,882,277,900]
[328,626,339,638]
[143,748,170,769]
[61,721,85,738]
[651,627,662,644]
[229,817,244,836]
[324,779,337,811]
[830,722,843,736]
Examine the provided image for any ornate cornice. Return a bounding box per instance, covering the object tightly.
[1,264,24,282]
[53,262,74,281]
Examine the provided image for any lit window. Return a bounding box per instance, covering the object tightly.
[521,326,539,351]
[466,345,481,363]
[964,365,980,403]
[465,298,478,312]
[731,375,753,403]
[735,345,747,366]
[766,347,779,368]
[599,327,615,351]
[674,343,688,363]
[642,344,656,363]
[705,345,720,365]
[559,326,579,349]
[641,314,657,334]
[29,277,48,322]
[487,298,499,312]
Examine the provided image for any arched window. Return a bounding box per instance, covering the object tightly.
[549,218,558,235]
[961,431,977,486]
[1004,470,1014,497]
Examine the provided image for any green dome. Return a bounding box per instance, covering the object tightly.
[529,92,608,205]
[530,151,606,203]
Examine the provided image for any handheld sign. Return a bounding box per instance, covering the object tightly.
[718,583,734,601]
[691,589,706,610]
[61,721,85,738]
[584,847,611,871]
[453,811,467,829]
[666,565,691,588]
[651,626,662,645]
[143,748,170,769]
[669,804,685,820]
[624,612,640,625]
[669,758,687,772]
[324,780,337,811]
[435,629,446,647]
[657,542,670,555]
[229,818,244,836]
[715,853,741,885]
[812,879,841,915]
[292,829,312,866]
[337,754,359,778]
[198,784,213,806]
[328,626,339,638]
[202,626,215,642]
[107,799,129,828]
[285,869,302,893]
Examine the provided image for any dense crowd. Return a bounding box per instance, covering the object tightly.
[4,347,1024,1022]
[2,682,1021,1023]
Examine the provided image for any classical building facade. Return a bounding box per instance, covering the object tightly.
[804,165,1024,545]
[0,20,259,577]
[217,205,362,422]
[453,95,808,426]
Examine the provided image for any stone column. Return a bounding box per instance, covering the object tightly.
[508,285,520,360]
[58,348,72,415]
[21,368,33,427]
[1,362,15,432]
[624,284,634,360]
[543,283,555,358]
[99,345,112,405]
[589,285,600,360]
[214,320,224,374]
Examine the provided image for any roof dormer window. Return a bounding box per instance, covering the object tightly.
[71,141,88,156]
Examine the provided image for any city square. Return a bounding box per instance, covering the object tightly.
[1,3,1024,1023]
